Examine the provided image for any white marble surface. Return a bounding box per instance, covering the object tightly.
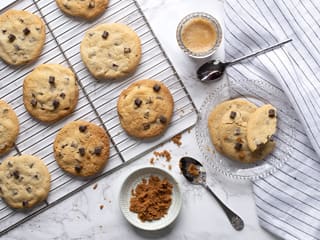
[3,0,279,239]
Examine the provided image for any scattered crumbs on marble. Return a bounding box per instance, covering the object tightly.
[100,205,104,210]
[171,133,182,146]
[150,157,155,165]
[168,164,172,170]
[93,183,98,190]
[154,150,171,162]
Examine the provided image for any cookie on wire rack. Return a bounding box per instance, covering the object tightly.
[53,120,110,177]
[23,64,79,123]
[117,79,174,138]
[0,100,19,155]
[80,23,142,80]
[0,9,46,66]
[56,0,109,20]
[0,154,50,209]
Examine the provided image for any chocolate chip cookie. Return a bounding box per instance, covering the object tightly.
[53,120,110,177]
[0,100,19,155]
[80,23,141,80]
[23,64,79,123]
[117,79,174,138]
[0,154,50,209]
[208,99,256,153]
[247,104,277,152]
[218,105,275,163]
[56,0,109,20]
[0,9,46,66]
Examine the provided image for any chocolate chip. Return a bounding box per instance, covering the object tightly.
[26,187,32,193]
[31,99,37,107]
[153,84,161,92]
[19,18,24,23]
[230,111,237,119]
[49,76,55,85]
[79,125,87,132]
[53,99,60,109]
[159,115,167,124]
[79,147,85,156]
[268,109,276,118]
[0,187,3,194]
[134,98,142,107]
[23,27,30,35]
[7,162,13,167]
[102,31,109,39]
[75,165,82,172]
[22,200,29,207]
[60,92,66,99]
[13,170,20,179]
[2,30,6,34]
[88,0,95,8]
[112,63,119,69]
[29,163,34,168]
[234,142,242,151]
[124,47,131,54]
[94,147,102,155]
[234,128,241,136]
[8,34,16,42]
[143,123,150,130]
[33,174,39,180]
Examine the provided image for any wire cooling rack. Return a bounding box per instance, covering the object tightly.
[0,0,198,236]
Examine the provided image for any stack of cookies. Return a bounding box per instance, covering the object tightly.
[208,98,277,163]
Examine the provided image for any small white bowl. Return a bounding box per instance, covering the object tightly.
[119,167,182,231]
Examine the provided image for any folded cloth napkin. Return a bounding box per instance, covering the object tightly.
[224,0,320,239]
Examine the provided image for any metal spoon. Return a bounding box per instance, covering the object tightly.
[197,38,292,82]
[179,156,244,231]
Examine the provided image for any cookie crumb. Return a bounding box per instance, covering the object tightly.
[168,165,172,170]
[171,134,182,146]
[149,157,155,165]
[100,205,104,210]
[154,150,171,162]
[93,183,98,190]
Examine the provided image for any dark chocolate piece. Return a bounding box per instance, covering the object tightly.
[159,115,167,124]
[153,84,161,92]
[94,146,102,155]
[8,34,16,42]
[53,99,60,109]
[102,31,109,39]
[229,111,237,119]
[134,98,142,107]
[79,147,85,156]
[268,109,276,118]
[234,142,243,151]
[124,47,131,54]
[79,125,87,132]
[48,76,55,85]
[23,27,30,35]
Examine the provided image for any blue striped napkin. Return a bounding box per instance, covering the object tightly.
[225,0,320,239]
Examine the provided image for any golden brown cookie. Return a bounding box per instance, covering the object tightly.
[0,154,50,209]
[218,103,275,163]
[117,79,174,138]
[0,9,46,66]
[23,64,79,123]
[53,120,110,177]
[208,99,256,153]
[0,100,19,155]
[80,23,141,80]
[56,0,109,20]
[247,104,277,152]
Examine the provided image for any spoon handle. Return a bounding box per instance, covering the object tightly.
[205,185,244,231]
[229,38,292,65]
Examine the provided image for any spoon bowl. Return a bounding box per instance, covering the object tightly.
[180,156,244,231]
